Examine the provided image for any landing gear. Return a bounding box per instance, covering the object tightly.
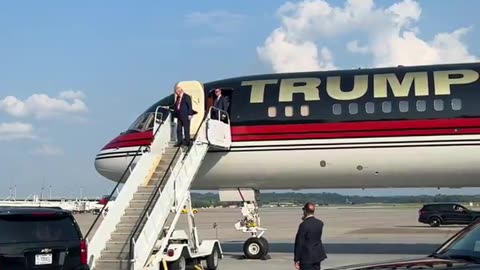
[235,201,269,259]
[243,236,269,259]
[220,188,270,260]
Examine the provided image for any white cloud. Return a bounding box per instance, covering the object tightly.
[347,40,369,54]
[0,91,87,119]
[30,144,64,156]
[0,122,35,141]
[59,90,86,100]
[185,10,246,34]
[258,0,478,73]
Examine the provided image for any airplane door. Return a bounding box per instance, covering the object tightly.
[174,81,205,138]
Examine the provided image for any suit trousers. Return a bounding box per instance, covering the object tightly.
[300,263,321,270]
[176,116,190,145]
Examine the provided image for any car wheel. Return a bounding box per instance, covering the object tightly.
[429,217,441,227]
[168,255,186,270]
[205,244,221,270]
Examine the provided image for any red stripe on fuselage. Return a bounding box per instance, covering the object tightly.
[102,131,153,150]
[231,118,480,141]
[102,118,480,149]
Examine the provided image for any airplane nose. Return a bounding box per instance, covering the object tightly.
[94,150,135,182]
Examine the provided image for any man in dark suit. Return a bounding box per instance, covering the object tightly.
[173,86,194,147]
[294,202,327,270]
[211,88,229,121]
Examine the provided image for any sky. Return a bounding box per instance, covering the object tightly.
[1,0,479,199]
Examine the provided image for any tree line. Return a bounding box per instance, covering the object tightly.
[190,192,480,208]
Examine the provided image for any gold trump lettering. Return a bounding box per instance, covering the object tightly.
[374,72,428,98]
[243,69,479,103]
[279,78,321,102]
[433,69,479,95]
[241,79,278,103]
[327,75,368,100]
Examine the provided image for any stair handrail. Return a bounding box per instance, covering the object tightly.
[84,111,165,240]
[128,109,212,267]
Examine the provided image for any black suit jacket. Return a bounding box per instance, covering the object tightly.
[172,93,194,119]
[213,95,229,112]
[294,216,327,264]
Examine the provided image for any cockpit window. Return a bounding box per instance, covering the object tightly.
[126,94,174,132]
[128,113,154,132]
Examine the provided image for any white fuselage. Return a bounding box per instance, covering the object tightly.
[94,134,480,190]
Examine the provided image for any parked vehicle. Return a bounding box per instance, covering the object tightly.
[0,207,89,269]
[328,218,480,269]
[418,203,480,227]
[98,194,115,205]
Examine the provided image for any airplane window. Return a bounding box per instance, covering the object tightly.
[434,99,444,111]
[300,105,309,116]
[285,106,294,117]
[128,113,154,131]
[399,101,409,113]
[365,102,374,114]
[349,103,358,115]
[146,117,155,130]
[416,100,426,112]
[452,99,462,111]
[382,101,392,113]
[332,104,342,115]
[268,106,277,118]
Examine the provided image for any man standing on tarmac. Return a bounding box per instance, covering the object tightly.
[294,202,327,270]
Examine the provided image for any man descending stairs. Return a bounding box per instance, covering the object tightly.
[93,144,180,270]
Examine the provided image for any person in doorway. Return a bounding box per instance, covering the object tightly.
[294,202,327,270]
[173,86,194,147]
[211,88,229,121]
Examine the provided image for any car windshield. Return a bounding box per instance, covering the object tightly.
[435,222,480,262]
[0,214,80,244]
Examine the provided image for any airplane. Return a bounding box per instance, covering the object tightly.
[94,61,480,258]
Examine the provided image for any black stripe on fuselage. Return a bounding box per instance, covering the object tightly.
[95,153,142,161]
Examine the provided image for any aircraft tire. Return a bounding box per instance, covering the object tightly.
[243,237,267,259]
[258,237,269,256]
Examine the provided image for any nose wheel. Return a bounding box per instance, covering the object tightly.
[243,237,269,259]
[234,201,269,259]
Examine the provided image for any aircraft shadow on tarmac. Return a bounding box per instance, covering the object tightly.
[221,242,440,255]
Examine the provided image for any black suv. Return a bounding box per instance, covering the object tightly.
[418,203,480,227]
[0,207,89,269]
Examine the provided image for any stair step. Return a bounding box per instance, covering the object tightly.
[124,208,147,216]
[105,241,130,251]
[110,232,136,241]
[161,150,177,157]
[132,192,159,200]
[128,200,150,208]
[94,259,130,270]
[119,215,144,224]
[136,186,159,193]
[115,220,147,231]
[100,250,130,260]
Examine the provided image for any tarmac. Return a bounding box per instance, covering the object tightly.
[76,205,465,270]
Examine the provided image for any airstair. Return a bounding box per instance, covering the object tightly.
[86,106,231,270]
